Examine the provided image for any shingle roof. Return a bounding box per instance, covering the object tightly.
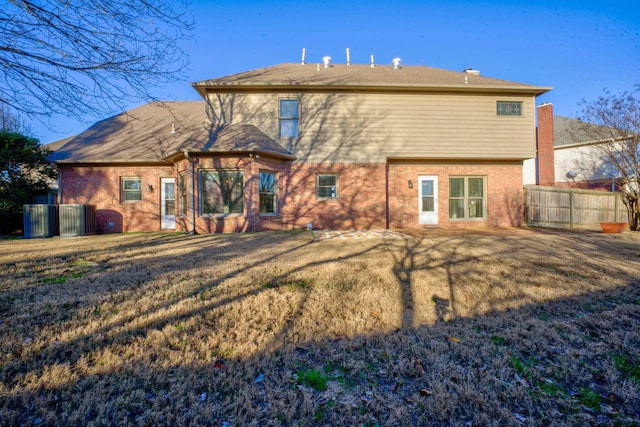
[193,63,551,95]
[553,116,623,147]
[181,124,295,159]
[44,135,75,152]
[49,101,207,163]
[48,101,294,163]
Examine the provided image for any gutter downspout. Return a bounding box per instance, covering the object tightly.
[183,150,197,234]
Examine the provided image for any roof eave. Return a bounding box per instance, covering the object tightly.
[191,82,208,99]
[386,156,530,163]
[191,82,553,96]
[54,160,173,166]
[555,136,630,150]
[165,149,296,163]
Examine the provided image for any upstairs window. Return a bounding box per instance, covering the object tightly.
[317,174,338,200]
[121,177,142,202]
[497,101,523,116]
[259,171,277,214]
[200,170,244,215]
[279,99,299,137]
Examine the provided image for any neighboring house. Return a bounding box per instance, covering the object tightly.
[553,116,627,191]
[524,105,629,191]
[49,60,551,234]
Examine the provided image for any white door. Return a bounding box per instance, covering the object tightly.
[418,175,438,225]
[161,178,176,229]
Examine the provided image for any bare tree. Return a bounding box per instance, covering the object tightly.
[0,102,30,134]
[0,0,192,120]
[578,87,640,230]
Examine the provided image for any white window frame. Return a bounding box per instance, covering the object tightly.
[279,99,299,138]
[121,177,142,203]
[259,170,277,214]
[316,174,338,200]
[199,170,244,215]
[449,176,487,221]
[497,101,523,116]
[178,172,187,217]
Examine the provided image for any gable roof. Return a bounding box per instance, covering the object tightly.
[48,101,294,164]
[193,63,551,96]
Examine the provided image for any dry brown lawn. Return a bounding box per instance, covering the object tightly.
[0,228,639,426]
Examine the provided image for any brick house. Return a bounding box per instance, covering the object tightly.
[50,60,551,233]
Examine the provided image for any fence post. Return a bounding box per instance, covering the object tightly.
[615,193,620,222]
[569,190,574,229]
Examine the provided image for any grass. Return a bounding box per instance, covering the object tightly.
[296,368,328,391]
[577,386,601,412]
[612,353,640,383]
[0,228,639,426]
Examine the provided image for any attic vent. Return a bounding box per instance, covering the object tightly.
[392,58,401,69]
[322,56,332,68]
[464,68,480,75]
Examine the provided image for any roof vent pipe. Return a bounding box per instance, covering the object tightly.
[463,68,480,75]
[370,54,375,68]
[346,48,350,66]
[392,57,401,69]
[322,56,332,68]
[301,48,306,65]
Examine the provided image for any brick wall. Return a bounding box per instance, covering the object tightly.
[176,158,387,233]
[60,159,524,233]
[388,161,524,228]
[277,163,387,231]
[60,165,174,233]
[536,103,555,186]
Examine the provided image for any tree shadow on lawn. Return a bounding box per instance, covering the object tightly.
[1,230,639,426]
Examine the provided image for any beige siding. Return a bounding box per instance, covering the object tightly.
[205,91,537,163]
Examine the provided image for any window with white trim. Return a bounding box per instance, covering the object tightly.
[259,171,277,214]
[178,172,187,216]
[279,99,299,137]
[121,177,142,202]
[199,170,244,214]
[497,101,523,116]
[317,174,338,199]
[449,176,486,220]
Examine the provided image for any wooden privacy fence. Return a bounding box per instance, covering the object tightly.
[524,185,627,230]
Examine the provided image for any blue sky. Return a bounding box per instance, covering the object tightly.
[32,0,640,143]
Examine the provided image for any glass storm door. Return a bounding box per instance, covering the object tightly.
[418,175,438,225]
[161,178,176,229]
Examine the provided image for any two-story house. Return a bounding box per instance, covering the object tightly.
[50,60,551,233]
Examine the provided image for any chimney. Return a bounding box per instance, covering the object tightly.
[536,103,555,186]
